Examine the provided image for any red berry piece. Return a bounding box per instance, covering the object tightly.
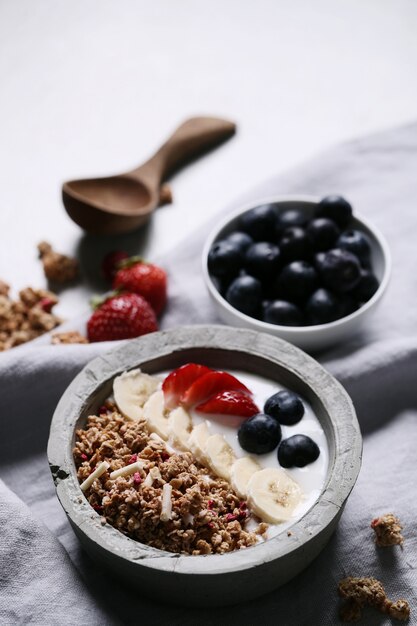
[196,390,259,417]
[182,371,252,408]
[87,293,158,342]
[101,250,129,282]
[162,363,213,409]
[113,257,167,316]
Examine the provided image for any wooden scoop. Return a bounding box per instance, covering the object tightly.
[62,116,236,235]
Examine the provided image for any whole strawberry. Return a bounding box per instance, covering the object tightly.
[112,257,167,316]
[87,293,158,342]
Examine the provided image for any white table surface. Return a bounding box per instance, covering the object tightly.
[1,0,417,320]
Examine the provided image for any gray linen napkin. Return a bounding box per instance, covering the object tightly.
[1,122,417,625]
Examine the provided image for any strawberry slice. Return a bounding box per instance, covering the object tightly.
[162,363,212,409]
[181,371,252,408]
[196,390,259,417]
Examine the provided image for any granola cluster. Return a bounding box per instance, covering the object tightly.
[51,331,89,345]
[371,513,404,547]
[0,283,61,351]
[338,577,410,622]
[74,410,262,555]
[38,241,79,283]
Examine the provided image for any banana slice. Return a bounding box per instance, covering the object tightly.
[188,421,210,465]
[204,434,236,481]
[143,390,170,440]
[247,468,302,524]
[230,457,261,499]
[168,406,192,451]
[113,369,159,421]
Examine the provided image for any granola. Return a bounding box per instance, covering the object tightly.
[74,410,260,555]
[0,284,61,351]
[38,241,79,283]
[338,576,410,622]
[51,331,89,345]
[371,513,404,547]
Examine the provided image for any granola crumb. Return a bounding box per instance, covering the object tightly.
[0,285,61,351]
[338,576,410,622]
[38,241,79,283]
[371,513,404,547]
[287,530,293,537]
[51,331,89,345]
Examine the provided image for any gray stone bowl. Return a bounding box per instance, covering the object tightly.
[47,325,361,607]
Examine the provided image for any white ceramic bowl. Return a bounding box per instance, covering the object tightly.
[48,326,361,607]
[202,196,391,352]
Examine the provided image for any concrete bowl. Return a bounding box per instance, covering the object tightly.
[47,325,361,607]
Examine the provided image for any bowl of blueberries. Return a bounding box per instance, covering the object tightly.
[203,195,391,351]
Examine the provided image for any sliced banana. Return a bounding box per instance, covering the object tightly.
[247,468,302,524]
[230,456,261,499]
[113,369,159,421]
[188,421,210,465]
[168,406,192,451]
[143,390,170,440]
[204,434,236,481]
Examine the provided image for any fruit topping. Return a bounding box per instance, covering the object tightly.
[306,217,340,251]
[275,260,319,304]
[204,434,237,480]
[196,390,260,417]
[279,226,312,262]
[238,413,282,454]
[162,363,212,409]
[101,250,129,281]
[317,248,361,293]
[278,434,320,468]
[240,204,277,241]
[316,195,353,229]
[113,369,160,421]
[306,288,341,325]
[112,257,167,316]
[336,229,371,262]
[275,208,308,235]
[351,269,379,302]
[87,292,158,342]
[182,370,252,408]
[247,467,302,523]
[264,390,305,425]
[225,274,262,316]
[230,457,261,499]
[245,242,281,282]
[263,300,303,326]
[225,230,254,253]
[207,241,243,280]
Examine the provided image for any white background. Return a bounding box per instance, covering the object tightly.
[1,0,417,317]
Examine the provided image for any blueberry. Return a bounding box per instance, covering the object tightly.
[279,227,312,262]
[351,270,379,302]
[275,261,319,303]
[245,242,281,282]
[238,413,282,454]
[306,288,340,325]
[263,300,303,326]
[264,390,304,425]
[317,249,361,293]
[337,229,372,262]
[240,205,277,242]
[226,275,262,317]
[316,195,353,229]
[278,434,320,468]
[306,218,340,251]
[339,294,359,317]
[276,208,308,237]
[225,230,254,253]
[208,241,242,279]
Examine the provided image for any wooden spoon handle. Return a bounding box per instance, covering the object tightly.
[130,116,236,187]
